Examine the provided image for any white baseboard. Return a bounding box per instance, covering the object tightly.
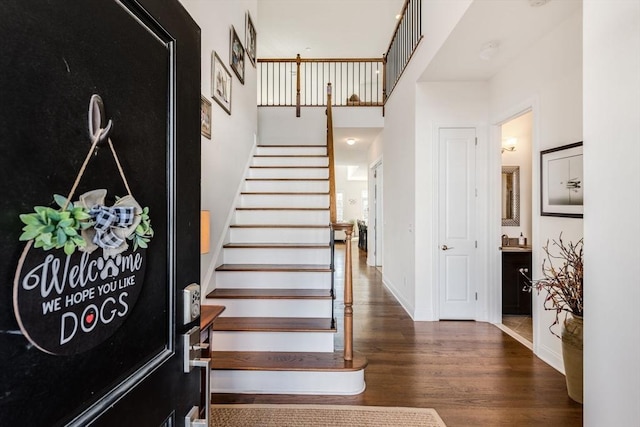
[535,343,564,374]
[381,274,415,320]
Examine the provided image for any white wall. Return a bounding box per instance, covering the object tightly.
[259,108,326,145]
[368,132,383,165]
[380,0,473,317]
[333,107,384,129]
[489,8,583,371]
[414,82,490,321]
[179,0,258,294]
[583,1,640,425]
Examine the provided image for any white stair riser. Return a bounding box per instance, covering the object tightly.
[215,271,331,289]
[212,331,334,352]
[240,194,329,209]
[244,180,329,193]
[256,146,326,156]
[248,168,328,179]
[223,247,331,265]
[229,227,330,244]
[210,370,365,395]
[235,209,329,225]
[252,156,328,167]
[205,299,332,317]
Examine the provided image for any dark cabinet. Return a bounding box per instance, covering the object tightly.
[502,251,532,315]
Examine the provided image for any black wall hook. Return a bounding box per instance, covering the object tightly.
[88,94,113,144]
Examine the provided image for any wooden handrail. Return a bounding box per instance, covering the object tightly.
[326,83,336,224]
[383,0,423,100]
[327,82,354,362]
[384,0,411,57]
[258,57,384,63]
[332,223,354,361]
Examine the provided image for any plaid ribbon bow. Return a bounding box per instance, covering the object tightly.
[89,205,135,249]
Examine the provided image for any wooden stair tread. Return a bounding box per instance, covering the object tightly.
[235,207,329,211]
[245,178,327,181]
[249,166,328,169]
[200,305,226,330]
[212,317,335,332]
[215,264,331,272]
[253,155,327,158]
[257,145,326,148]
[229,224,329,228]
[211,351,367,372]
[207,288,332,300]
[223,243,330,248]
[241,191,329,195]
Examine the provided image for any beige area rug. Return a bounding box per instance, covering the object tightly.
[210,404,447,427]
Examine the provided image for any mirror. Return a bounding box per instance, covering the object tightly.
[502,166,520,226]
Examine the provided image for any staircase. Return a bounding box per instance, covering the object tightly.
[204,143,367,395]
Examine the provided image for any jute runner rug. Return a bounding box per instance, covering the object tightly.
[210,404,447,427]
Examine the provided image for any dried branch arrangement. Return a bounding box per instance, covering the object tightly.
[522,234,583,337]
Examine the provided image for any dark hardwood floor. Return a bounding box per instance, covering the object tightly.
[212,243,583,426]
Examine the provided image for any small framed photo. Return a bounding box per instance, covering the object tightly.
[245,11,257,67]
[540,141,583,218]
[211,51,231,115]
[229,25,245,84]
[200,95,211,139]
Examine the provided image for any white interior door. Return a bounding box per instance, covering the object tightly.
[438,128,477,319]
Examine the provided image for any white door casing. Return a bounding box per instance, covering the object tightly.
[374,162,383,267]
[438,128,477,319]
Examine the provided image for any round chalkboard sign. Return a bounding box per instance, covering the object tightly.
[13,241,146,355]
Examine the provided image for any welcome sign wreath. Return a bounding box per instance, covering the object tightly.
[13,96,154,355]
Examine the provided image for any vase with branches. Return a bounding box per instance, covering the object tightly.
[521,233,583,336]
[521,233,583,403]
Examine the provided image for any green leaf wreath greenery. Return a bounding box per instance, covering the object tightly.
[19,194,153,255]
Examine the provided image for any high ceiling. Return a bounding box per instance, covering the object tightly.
[257,0,404,173]
[257,0,406,58]
[256,0,582,173]
[420,0,581,81]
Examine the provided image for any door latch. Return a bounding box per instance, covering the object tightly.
[183,326,211,427]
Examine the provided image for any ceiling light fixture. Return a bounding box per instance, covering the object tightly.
[529,0,550,7]
[346,138,356,146]
[479,40,500,61]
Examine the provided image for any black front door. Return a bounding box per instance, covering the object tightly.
[0,1,202,425]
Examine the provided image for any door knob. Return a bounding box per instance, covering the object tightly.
[441,245,453,251]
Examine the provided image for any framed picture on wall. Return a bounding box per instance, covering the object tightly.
[540,141,583,218]
[229,25,245,84]
[211,51,231,115]
[200,95,211,139]
[245,11,256,67]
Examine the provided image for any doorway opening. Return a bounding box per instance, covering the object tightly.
[499,110,533,347]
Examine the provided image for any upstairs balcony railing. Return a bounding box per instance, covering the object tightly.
[385,0,423,99]
[258,56,385,116]
[257,0,422,112]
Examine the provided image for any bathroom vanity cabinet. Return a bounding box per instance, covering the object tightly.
[501,248,532,315]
